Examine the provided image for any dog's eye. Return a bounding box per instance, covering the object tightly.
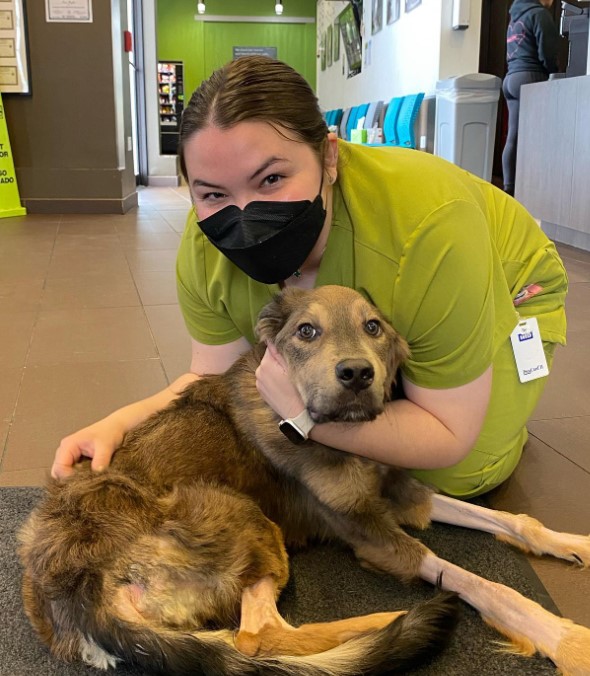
[365,320,382,336]
[297,323,317,340]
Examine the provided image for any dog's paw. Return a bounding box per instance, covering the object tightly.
[555,623,590,676]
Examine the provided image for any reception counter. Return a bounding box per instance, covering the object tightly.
[515,75,590,251]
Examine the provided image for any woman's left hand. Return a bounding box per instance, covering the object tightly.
[255,342,306,420]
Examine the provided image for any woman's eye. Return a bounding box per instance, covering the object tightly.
[263,174,283,187]
[297,323,317,340]
[365,320,382,336]
[201,192,226,202]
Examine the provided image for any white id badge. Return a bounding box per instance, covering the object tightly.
[510,317,549,383]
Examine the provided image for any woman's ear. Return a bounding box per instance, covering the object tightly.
[324,132,339,180]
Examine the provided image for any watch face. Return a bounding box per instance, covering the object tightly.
[279,420,305,444]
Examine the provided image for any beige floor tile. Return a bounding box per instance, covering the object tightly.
[0,366,23,422]
[115,219,176,234]
[563,282,590,333]
[0,218,59,236]
[27,307,158,365]
[46,248,130,280]
[529,417,590,473]
[53,232,122,253]
[159,209,191,232]
[117,232,181,251]
[2,360,168,472]
[133,270,178,306]
[0,279,44,312]
[531,334,590,420]
[40,272,141,310]
[125,248,178,273]
[0,467,50,486]
[0,312,38,368]
[0,251,53,283]
[144,304,192,382]
[489,435,590,626]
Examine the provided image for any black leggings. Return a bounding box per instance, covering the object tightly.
[501,71,548,193]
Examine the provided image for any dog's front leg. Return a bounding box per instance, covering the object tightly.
[420,552,590,675]
[430,494,590,566]
[235,576,408,658]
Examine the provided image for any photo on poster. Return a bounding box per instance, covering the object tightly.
[387,0,400,24]
[333,18,340,61]
[371,0,383,35]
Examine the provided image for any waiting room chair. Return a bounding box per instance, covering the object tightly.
[339,107,352,140]
[395,93,425,148]
[363,101,384,130]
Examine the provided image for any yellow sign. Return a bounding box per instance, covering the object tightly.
[0,92,26,218]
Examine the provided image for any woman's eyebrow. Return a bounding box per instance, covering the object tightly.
[192,178,224,189]
[192,157,289,190]
[248,156,288,181]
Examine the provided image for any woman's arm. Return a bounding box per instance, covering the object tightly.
[309,368,492,468]
[255,344,492,470]
[51,336,251,478]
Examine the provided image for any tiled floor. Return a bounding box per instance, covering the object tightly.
[1,187,589,627]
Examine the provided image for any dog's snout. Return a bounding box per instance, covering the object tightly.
[335,359,375,393]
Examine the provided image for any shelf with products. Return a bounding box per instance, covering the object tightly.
[157,61,184,155]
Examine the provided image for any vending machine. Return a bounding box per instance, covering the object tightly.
[158,61,184,155]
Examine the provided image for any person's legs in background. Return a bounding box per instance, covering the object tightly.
[501,71,548,197]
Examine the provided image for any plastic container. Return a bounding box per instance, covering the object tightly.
[434,73,501,181]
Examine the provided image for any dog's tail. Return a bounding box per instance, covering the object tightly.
[92,592,458,675]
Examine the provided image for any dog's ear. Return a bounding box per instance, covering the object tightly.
[391,332,410,369]
[255,288,307,343]
[386,331,411,398]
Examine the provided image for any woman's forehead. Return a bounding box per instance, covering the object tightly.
[184,121,316,181]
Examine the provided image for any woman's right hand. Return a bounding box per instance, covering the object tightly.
[51,416,126,480]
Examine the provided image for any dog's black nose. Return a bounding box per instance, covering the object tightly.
[335,359,375,393]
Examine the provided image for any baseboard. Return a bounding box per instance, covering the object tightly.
[22,191,139,215]
[147,175,181,187]
[541,221,590,253]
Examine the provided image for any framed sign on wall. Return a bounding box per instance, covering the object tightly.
[0,0,30,94]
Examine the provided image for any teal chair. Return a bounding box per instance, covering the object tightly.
[395,93,425,148]
[382,97,404,145]
[364,96,403,146]
[345,105,360,141]
[347,103,370,141]
[331,108,344,130]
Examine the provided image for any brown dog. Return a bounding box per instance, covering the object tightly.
[18,286,590,675]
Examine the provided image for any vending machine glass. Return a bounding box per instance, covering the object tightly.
[158,61,184,155]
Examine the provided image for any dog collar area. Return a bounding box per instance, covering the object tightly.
[278,409,315,444]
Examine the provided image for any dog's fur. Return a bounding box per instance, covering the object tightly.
[18,285,590,675]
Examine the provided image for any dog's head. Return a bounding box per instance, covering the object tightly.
[255,286,409,424]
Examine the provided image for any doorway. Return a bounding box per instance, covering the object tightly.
[128,0,149,185]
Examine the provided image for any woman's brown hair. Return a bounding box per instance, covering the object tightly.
[178,56,328,179]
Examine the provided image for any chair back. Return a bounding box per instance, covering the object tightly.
[363,101,384,129]
[382,97,404,144]
[345,105,360,141]
[395,93,425,148]
[331,108,344,130]
[340,107,352,140]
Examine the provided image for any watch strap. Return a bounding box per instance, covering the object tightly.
[279,409,315,442]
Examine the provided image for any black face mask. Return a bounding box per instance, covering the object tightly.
[197,192,327,284]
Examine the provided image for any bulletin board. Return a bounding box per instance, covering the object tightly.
[0,0,30,94]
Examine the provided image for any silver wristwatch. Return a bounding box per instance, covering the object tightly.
[278,409,315,445]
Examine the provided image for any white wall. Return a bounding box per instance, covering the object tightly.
[317,0,482,110]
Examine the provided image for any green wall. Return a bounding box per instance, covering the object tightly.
[156,0,317,103]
